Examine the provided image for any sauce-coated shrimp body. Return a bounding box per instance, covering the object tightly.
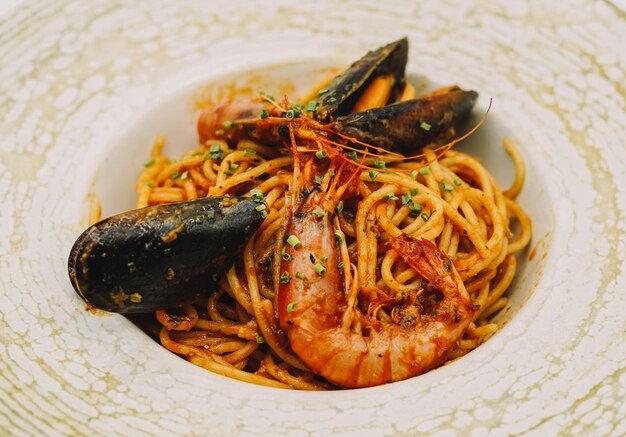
[278,158,474,388]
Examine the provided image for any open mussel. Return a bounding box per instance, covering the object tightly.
[314,37,409,122]
[314,38,478,153]
[198,38,479,156]
[68,197,263,313]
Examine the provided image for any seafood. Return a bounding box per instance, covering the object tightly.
[314,37,409,122]
[277,153,474,388]
[68,197,263,313]
[198,38,478,155]
[330,85,478,154]
[67,38,503,389]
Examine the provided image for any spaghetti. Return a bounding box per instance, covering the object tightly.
[118,117,531,389]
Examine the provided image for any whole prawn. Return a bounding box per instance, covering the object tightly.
[277,150,474,388]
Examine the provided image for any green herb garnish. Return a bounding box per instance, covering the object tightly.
[373,159,386,169]
[313,264,326,276]
[386,193,398,201]
[441,183,454,191]
[334,229,345,245]
[250,189,265,203]
[336,201,344,214]
[286,235,302,249]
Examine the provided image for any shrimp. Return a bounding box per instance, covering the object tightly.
[277,153,474,388]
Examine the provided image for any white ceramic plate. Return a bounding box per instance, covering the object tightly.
[1,1,624,435]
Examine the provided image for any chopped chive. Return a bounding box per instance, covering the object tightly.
[286,235,302,249]
[441,182,454,191]
[315,149,327,159]
[317,88,328,96]
[281,248,292,262]
[386,193,398,201]
[191,151,205,156]
[329,169,336,177]
[143,158,155,167]
[369,170,379,180]
[171,171,180,179]
[401,193,412,205]
[410,170,419,180]
[312,208,325,218]
[243,148,256,156]
[209,144,224,160]
[314,175,323,185]
[255,204,268,218]
[256,335,265,344]
[309,253,316,263]
[411,188,419,195]
[349,151,359,161]
[280,272,291,284]
[223,169,233,176]
[313,264,326,276]
[260,109,269,119]
[290,105,302,117]
[320,255,328,262]
[338,261,345,270]
[285,109,295,120]
[453,178,462,186]
[420,121,431,131]
[420,166,431,175]
[306,100,318,111]
[295,272,305,280]
[421,212,430,221]
[147,181,156,188]
[250,189,264,203]
[230,162,240,170]
[336,201,344,214]
[373,159,386,169]
[334,229,345,245]
[409,203,424,218]
[215,129,225,136]
[181,171,189,181]
[327,96,337,104]
[223,120,233,128]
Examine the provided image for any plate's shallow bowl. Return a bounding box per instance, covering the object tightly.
[1,1,624,436]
